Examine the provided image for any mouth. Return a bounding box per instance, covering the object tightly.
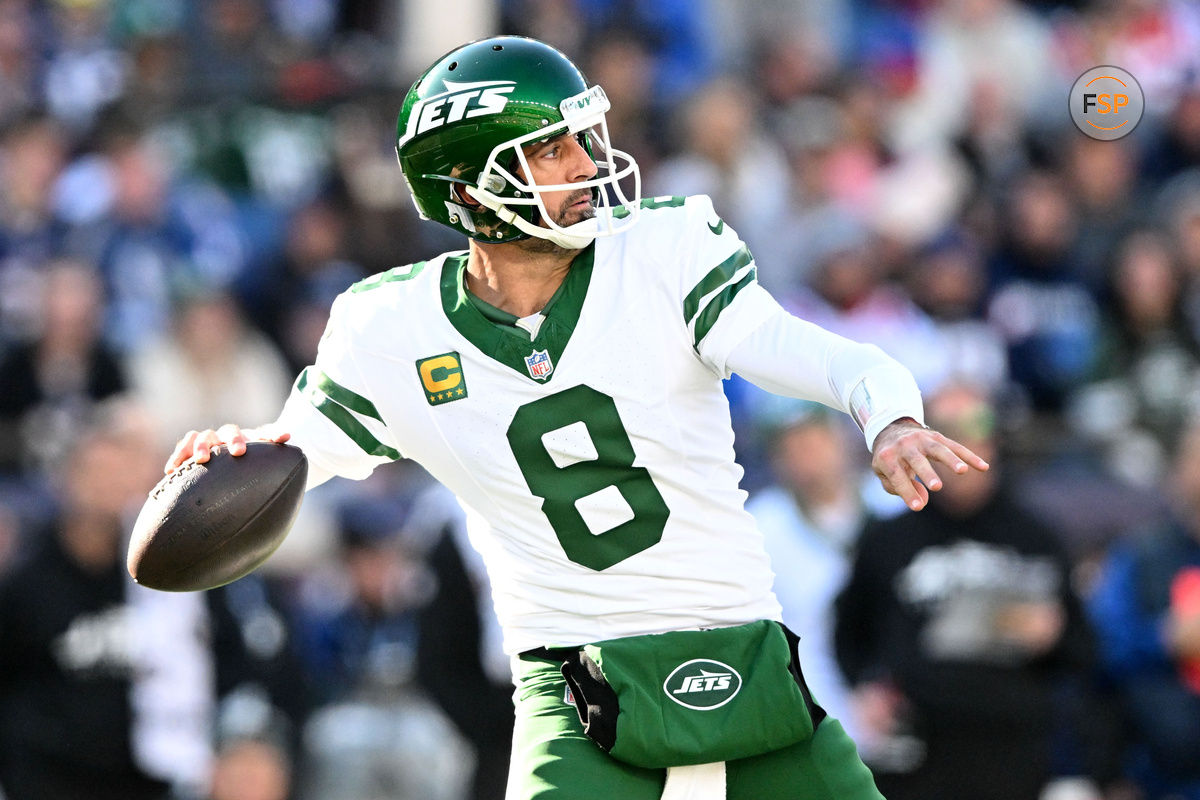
[558,190,595,224]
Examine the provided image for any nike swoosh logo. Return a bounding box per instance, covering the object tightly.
[707,219,724,235]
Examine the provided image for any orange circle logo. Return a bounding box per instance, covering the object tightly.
[1069,66,1144,140]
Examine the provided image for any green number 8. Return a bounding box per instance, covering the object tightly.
[506,385,670,571]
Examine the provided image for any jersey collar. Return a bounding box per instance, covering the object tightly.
[440,244,594,383]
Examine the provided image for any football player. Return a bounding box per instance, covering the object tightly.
[168,36,987,800]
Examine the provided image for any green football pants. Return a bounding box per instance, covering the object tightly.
[506,654,885,800]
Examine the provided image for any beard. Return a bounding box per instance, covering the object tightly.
[515,189,595,255]
[555,188,596,227]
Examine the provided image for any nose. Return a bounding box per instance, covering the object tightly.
[566,135,597,183]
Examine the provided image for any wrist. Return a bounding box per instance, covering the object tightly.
[870,416,927,453]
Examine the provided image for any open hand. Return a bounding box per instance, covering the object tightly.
[871,418,989,511]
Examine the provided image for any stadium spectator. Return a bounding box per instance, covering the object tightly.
[127,287,292,455]
[1068,229,1200,487]
[647,76,791,258]
[63,121,251,351]
[887,0,1057,152]
[906,232,1010,396]
[206,571,315,782]
[0,257,126,480]
[986,170,1100,416]
[1088,417,1200,800]
[0,113,69,343]
[1063,136,1142,296]
[42,0,128,133]
[0,404,213,800]
[253,197,366,375]
[0,500,20,577]
[835,381,1103,800]
[0,3,39,127]
[207,686,295,800]
[783,212,951,393]
[293,499,470,800]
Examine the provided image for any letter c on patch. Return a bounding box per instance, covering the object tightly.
[420,355,462,393]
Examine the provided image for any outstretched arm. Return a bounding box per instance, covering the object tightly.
[726,305,988,510]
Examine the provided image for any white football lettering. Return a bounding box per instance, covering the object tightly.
[416,97,450,135]
[398,81,518,147]
[466,85,516,119]
[444,90,480,123]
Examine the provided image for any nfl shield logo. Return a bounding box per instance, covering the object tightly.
[524,349,554,380]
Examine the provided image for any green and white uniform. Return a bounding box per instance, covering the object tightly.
[277,195,917,798]
[278,194,920,656]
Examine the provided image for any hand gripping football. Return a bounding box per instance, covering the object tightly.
[127,442,308,591]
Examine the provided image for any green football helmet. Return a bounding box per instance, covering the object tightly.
[395,36,641,249]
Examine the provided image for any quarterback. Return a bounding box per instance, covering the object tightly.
[169,37,987,800]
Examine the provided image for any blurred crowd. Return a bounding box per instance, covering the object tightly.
[3,0,1200,799]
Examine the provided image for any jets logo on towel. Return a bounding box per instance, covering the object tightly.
[663,659,742,710]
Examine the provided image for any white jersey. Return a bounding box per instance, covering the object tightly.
[278,195,790,654]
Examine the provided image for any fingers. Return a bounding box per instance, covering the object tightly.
[944,437,990,472]
[250,424,291,444]
[165,430,201,474]
[906,479,930,512]
[873,452,930,511]
[164,424,291,474]
[218,423,247,457]
[872,426,991,511]
[905,450,945,492]
[190,429,224,465]
[164,428,222,474]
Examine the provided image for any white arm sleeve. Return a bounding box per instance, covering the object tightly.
[272,293,403,491]
[726,302,925,450]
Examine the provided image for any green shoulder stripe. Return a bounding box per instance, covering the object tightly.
[350,261,428,293]
[297,367,400,459]
[308,368,383,421]
[612,195,686,220]
[683,245,754,324]
[692,269,757,349]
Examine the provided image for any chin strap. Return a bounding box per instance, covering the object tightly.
[465,183,598,250]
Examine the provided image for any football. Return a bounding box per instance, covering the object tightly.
[127,442,308,592]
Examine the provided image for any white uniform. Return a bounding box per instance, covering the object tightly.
[277,195,922,655]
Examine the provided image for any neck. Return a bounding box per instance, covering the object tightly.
[466,238,578,317]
